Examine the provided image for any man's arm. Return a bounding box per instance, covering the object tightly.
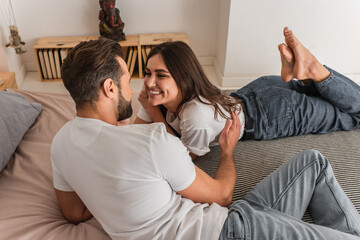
[177,112,240,207]
[54,189,93,224]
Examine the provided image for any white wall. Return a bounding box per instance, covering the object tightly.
[10,0,106,72]
[0,1,26,84]
[216,0,360,87]
[8,0,219,74]
[117,0,219,64]
[3,0,360,88]
[0,38,9,71]
[0,34,26,84]
[215,0,231,77]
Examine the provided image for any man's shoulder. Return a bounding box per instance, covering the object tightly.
[52,119,73,144]
[125,122,168,136]
[106,122,178,147]
[128,123,183,148]
[134,123,179,142]
[51,120,178,155]
[53,119,167,140]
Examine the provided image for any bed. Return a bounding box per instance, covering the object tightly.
[0,89,359,239]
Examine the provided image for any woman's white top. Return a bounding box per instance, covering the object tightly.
[137,96,245,156]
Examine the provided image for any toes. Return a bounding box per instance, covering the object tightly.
[283,27,292,36]
[278,43,285,51]
[278,43,294,63]
[278,43,289,52]
[283,27,289,35]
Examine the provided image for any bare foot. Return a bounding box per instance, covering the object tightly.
[283,27,330,83]
[279,42,312,85]
[278,43,294,82]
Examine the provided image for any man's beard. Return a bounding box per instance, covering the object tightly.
[117,93,133,121]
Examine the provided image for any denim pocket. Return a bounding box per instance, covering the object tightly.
[226,210,246,239]
[255,87,293,139]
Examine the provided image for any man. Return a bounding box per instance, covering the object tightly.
[52,38,360,239]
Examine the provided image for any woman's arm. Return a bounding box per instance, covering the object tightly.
[134,116,151,124]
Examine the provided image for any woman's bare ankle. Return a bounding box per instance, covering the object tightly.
[310,63,331,83]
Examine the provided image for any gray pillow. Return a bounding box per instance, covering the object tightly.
[0,91,42,171]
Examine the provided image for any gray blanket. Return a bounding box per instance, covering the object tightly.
[195,129,360,222]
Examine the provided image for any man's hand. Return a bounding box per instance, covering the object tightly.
[177,112,241,207]
[219,112,241,155]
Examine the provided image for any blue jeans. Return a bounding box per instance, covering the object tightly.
[230,66,360,140]
[219,149,360,240]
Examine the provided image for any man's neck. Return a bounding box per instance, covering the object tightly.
[76,104,118,126]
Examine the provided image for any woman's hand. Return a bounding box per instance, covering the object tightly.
[138,85,164,117]
[138,86,150,108]
[138,86,158,112]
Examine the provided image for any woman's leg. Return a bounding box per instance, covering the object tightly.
[280,27,360,114]
[233,79,360,140]
[232,74,320,96]
[231,28,360,140]
[242,149,360,235]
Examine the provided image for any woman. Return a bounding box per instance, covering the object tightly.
[135,27,360,158]
[134,40,246,159]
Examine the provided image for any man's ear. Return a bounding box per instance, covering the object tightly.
[102,78,117,98]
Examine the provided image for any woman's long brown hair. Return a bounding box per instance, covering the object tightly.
[146,41,240,119]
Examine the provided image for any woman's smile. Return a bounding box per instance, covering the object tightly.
[144,54,182,112]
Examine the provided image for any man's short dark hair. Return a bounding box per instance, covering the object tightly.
[61,38,124,108]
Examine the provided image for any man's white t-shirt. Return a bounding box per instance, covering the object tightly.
[51,117,228,240]
[137,97,245,156]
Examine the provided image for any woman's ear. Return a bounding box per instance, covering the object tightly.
[102,78,117,98]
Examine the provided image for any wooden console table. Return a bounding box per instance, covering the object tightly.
[33,33,189,82]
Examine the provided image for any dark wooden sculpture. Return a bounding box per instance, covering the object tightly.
[99,0,126,41]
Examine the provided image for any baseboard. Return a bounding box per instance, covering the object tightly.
[213,59,223,87]
[213,59,260,90]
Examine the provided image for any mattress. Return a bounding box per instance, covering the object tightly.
[0,89,359,239]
